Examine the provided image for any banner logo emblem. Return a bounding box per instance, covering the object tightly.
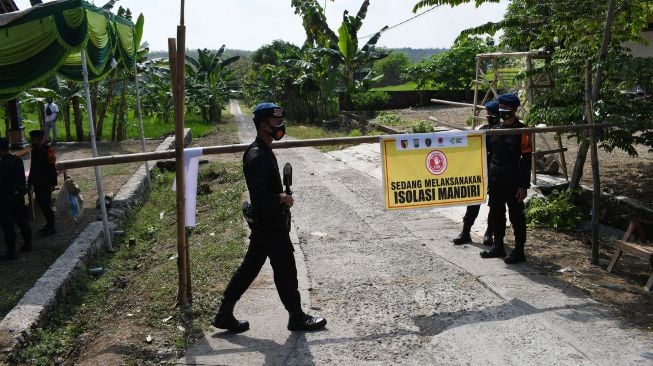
[426,150,447,175]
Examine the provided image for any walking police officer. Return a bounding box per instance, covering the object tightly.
[0,137,32,260]
[453,100,500,246]
[212,102,327,333]
[480,94,532,264]
[28,130,58,236]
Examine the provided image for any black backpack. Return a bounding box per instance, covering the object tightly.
[45,104,53,116]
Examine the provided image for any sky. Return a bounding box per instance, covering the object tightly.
[15,0,508,51]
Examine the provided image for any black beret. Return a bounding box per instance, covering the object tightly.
[29,130,45,138]
[498,93,521,108]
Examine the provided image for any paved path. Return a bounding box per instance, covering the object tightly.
[180,101,653,365]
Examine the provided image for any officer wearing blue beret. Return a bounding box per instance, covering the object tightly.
[213,102,327,332]
[453,101,500,246]
[480,94,532,264]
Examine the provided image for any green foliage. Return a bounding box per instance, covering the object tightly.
[526,190,583,230]
[428,36,491,90]
[374,52,411,86]
[375,111,406,126]
[348,128,363,137]
[411,120,435,133]
[372,82,418,91]
[349,90,390,111]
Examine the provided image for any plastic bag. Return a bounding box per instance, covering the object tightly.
[55,176,84,219]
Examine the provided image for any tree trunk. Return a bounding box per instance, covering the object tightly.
[200,106,208,123]
[96,69,117,141]
[568,0,616,191]
[209,97,219,123]
[72,96,84,141]
[111,103,119,141]
[116,76,128,141]
[63,100,72,141]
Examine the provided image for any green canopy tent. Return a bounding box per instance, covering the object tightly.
[0,0,145,250]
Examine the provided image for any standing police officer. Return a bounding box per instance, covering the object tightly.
[28,130,58,236]
[453,100,500,246]
[480,94,532,264]
[0,137,32,259]
[212,102,327,333]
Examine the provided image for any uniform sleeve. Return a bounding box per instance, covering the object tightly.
[246,156,284,225]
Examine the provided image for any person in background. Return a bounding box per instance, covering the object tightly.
[0,137,32,260]
[452,100,500,246]
[44,97,59,146]
[212,102,327,333]
[28,130,58,237]
[480,94,533,264]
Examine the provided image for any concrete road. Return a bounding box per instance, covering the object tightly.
[180,101,653,365]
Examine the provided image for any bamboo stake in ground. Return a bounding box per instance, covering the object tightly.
[168,37,188,307]
[585,59,601,265]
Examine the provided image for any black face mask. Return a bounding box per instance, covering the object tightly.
[269,122,286,141]
[487,114,500,126]
[499,109,514,121]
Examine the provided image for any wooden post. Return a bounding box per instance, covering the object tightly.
[472,56,481,128]
[585,59,601,265]
[168,37,188,307]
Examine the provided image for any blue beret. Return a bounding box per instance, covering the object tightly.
[0,137,8,150]
[485,101,499,112]
[253,102,286,119]
[29,130,44,138]
[498,93,520,108]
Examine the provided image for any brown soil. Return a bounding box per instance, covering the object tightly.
[381,104,653,331]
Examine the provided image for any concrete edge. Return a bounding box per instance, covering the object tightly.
[0,128,192,362]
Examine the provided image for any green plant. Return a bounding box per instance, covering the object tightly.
[348,128,362,137]
[411,120,435,133]
[375,111,404,126]
[349,90,390,111]
[525,189,582,230]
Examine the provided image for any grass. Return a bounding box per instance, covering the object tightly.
[372,82,418,91]
[8,108,232,142]
[286,124,381,152]
[17,160,248,365]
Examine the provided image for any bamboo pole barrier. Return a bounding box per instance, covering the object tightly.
[169,36,188,307]
[431,99,484,109]
[56,123,611,171]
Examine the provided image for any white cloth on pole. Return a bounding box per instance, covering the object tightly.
[172,147,204,227]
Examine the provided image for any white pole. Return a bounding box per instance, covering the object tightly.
[81,49,113,251]
[133,62,151,186]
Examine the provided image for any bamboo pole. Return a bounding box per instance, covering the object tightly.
[56,124,612,171]
[168,36,188,307]
[177,7,192,303]
[585,59,601,265]
[81,49,113,251]
[133,63,151,187]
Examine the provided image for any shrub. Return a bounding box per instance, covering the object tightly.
[411,120,435,133]
[348,129,363,137]
[349,91,391,111]
[525,189,582,230]
[375,112,405,126]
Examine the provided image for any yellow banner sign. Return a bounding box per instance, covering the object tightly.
[381,131,487,210]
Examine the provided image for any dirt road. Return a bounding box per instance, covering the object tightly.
[180,101,653,365]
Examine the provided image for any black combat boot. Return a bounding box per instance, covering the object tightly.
[504,243,526,264]
[287,312,327,331]
[482,230,493,246]
[452,223,473,245]
[212,301,249,333]
[480,239,506,258]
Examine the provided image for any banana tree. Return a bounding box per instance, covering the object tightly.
[185,46,240,123]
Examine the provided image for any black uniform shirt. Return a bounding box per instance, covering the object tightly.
[0,153,26,199]
[243,137,289,242]
[28,143,57,188]
[487,119,533,189]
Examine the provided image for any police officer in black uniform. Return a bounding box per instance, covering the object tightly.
[0,137,32,260]
[453,100,500,246]
[28,130,58,236]
[480,94,532,264]
[212,102,327,333]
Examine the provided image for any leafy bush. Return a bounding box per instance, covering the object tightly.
[525,189,582,230]
[349,91,391,111]
[348,129,363,137]
[375,112,405,126]
[411,120,435,133]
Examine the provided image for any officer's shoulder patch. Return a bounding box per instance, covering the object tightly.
[521,132,533,154]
